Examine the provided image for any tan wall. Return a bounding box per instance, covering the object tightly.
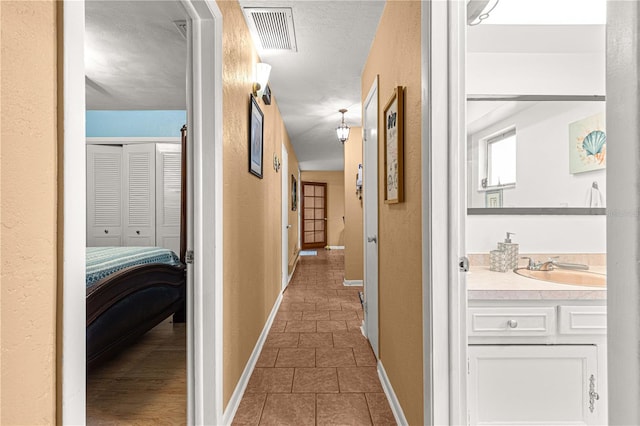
[361,1,423,424]
[1,1,58,423]
[344,128,364,281]
[216,0,300,408]
[301,171,345,247]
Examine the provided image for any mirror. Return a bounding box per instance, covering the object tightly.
[467,96,606,214]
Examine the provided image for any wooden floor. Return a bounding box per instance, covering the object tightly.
[86,318,186,425]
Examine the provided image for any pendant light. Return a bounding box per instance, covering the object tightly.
[336,108,350,144]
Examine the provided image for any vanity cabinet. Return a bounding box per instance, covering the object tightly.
[467,301,606,425]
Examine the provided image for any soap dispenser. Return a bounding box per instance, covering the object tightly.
[498,232,519,270]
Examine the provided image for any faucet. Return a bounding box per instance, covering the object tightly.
[520,256,589,271]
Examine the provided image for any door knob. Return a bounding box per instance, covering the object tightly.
[136,230,140,235]
[367,235,377,243]
[104,229,109,234]
[286,224,292,229]
[508,319,518,328]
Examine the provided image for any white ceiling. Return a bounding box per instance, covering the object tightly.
[85,1,606,170]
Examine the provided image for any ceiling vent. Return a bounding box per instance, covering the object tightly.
[243,7,298,52]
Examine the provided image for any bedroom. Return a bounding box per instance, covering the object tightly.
[84,1,191,421]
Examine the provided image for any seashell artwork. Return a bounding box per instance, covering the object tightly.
[569,112,606,174]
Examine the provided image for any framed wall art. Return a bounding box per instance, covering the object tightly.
[569,112,606,174]
[291,174,297,211]
[384,86,405,203]
[248,95,264,178]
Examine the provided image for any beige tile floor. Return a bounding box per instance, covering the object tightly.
[233,249,396,426]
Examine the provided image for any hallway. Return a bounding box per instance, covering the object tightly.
[232,250,395,425]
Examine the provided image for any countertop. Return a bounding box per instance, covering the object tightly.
[467,266,607,300]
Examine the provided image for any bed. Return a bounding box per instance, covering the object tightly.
[86,126,188,369]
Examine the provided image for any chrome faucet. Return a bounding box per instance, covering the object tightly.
[520,256,589,271]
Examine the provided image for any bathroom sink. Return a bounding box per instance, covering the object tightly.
[514,268,606,287]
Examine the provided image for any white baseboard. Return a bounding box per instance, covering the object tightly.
[222,291,284,424]
[343,279,363,287]
[288,253,300,283]
[326,245,345,250]
[377,361,408,426]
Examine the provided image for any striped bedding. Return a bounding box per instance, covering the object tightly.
[86,247,181,288]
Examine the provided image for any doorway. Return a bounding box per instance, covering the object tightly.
[60,0,224,423]
[301,181,328,249]
[281,143,289,289]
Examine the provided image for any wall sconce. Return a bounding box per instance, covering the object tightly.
[253,62,272,98]
[336,108,350,144]
[355,163,363,200]
[467,0,500,26]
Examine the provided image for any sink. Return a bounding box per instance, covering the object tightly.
[514,268,606,287]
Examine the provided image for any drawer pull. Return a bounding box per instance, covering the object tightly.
[508,319,518,328]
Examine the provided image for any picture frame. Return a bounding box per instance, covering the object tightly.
[384,86,404,204]
[291,174,297,211]
[485,189,503,208]
[248,95,264,178]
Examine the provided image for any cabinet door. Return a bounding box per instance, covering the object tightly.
[468,345,602,425]
[155,143,181,254]
[87,145,123,246]
[123,144,156,246]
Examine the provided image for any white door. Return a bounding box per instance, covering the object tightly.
[468,345,602,425]
[123,143,156,246]
[282,143,289,290]
[86,145,123,246]
[156,143,182,254]
[363,77,379,357]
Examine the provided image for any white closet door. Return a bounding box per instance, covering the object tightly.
[155,143,182,255]
[123,144,156,246]
[87,145,123,246]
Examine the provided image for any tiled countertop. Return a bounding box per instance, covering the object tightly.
[467,266,607,300]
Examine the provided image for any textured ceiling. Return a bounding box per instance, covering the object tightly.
[85,1,188,110]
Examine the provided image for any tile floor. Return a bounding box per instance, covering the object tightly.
[232,249,396,425]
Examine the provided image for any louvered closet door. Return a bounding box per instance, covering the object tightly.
[123,144,156,246]
[155,144,181,254]
[87,145,124,246]
[301,181,327,249]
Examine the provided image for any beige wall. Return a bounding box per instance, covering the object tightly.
[344,128,364,281]
[361,1,423,424]
[1,1,58,423]
[216,0,300,408]
[301,171,345,247]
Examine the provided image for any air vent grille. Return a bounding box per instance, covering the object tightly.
[243,7,298,52]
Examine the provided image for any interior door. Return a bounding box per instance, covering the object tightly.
[363,77,379,357]
[281,144,289,289]
[86,145,123,246]
[301,181,327,249]
[156,143,182,254]
[123,143,156,246]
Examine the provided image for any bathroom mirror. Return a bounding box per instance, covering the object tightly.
[467,95,606,215]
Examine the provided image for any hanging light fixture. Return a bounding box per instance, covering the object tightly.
[336,108,350,144]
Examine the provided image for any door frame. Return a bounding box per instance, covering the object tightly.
[281,143,289,289]
[363,76,380,357]
[421,0,467,424]
[60,0,224,423]
[300,181,328,249]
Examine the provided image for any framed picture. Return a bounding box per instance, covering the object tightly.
[248,95,264,178]
[291,174,297,211]
[569,112,606,174]
[485,189,503,208]
[384,86,404,204]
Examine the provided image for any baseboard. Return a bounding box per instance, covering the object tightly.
[222,291,284,424]
[288,251,300,283]
[325,245,345,250]
[377,361,409,426]
[343,279,364,287]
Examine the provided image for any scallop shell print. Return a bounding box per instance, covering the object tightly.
[582,130,606,156]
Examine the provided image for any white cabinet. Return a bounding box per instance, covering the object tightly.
[468,344,602,425]
[86,142,181,253]
[123,144,156,247]
[87,145,123,246]
[467,301,607,425]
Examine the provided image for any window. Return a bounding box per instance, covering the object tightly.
[486,129,516,187]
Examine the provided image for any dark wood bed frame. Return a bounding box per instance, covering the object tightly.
[87,125,189,369]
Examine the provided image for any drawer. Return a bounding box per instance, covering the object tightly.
[558,305,607,335]
[468,307,556,337]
